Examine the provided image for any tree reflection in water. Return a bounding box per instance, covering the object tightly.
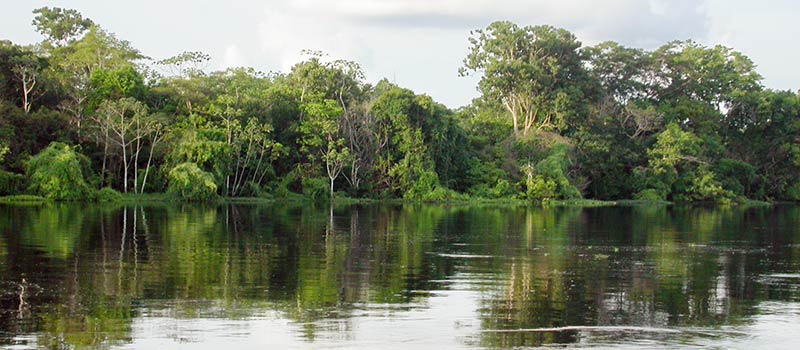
[0,203,798,349]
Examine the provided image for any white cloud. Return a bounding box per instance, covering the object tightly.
[254,0,713,107]
[256,4,372,72]
[222,44,248,69]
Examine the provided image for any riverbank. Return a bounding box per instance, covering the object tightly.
[0,193,779,208]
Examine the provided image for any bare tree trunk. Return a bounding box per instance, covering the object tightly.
[122,139,129,193]
[101,127,109,187]
[140,129,162,194]
[133,121,142,193]
[19,70,36,114]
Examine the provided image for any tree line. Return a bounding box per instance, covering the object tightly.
[1,9,798,202]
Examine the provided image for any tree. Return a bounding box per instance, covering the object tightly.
[227,118,283,196]
[638,123,732,202]
[32,7,94,47]
[300,99,351,198]
[49,26,144,133]
[8,49,46,113]
[94,97,150,193]
[26,142,91,200]
[461,21,588,136]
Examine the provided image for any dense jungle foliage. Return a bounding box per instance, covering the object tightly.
[1,9,798,202]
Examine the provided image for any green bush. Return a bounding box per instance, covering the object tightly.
[523,175,558,201]
[470,178,515,199]
[420,186,468,202]
[403,170,439,201]
[167,162,218,201]
[94,187,122,202]
[26,142,92,200]
[520,144,581,201]
[634,188,665,201]
[687,169,734,203]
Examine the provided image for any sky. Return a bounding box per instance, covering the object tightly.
[2,0,798,108]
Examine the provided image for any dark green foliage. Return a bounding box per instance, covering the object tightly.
[301,177,329,202]
[26,142,92,200]
[716,159,757,197]
[0,170,24,196]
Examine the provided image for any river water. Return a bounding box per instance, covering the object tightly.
[0,203,798,349]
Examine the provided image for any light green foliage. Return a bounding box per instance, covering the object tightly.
[641,123,733,203]
[299,99,350,197]
[470,178,515,199]
[520,145,581,201]
[523,173,558,201]
[32,7,94,46]
[299,99,343,152]
[93,187,122,202]
[167,115,230,182]
[653,40,762,105]
[0,143,7,163]
[634,189,664,201]
[167,162,217,201]
[26,142,91,200]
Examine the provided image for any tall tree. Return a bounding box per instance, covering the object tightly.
[300,99,351,198]
[461,21,588,136]
[94,97,149,193]
[32,7,94,47]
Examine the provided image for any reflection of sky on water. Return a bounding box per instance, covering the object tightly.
[123,287,483,350]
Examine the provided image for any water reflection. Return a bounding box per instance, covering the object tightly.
[0,203,798,349]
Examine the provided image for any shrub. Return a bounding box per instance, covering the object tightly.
[167,162,218,201]
[686,169,734,204]
[94,187,122,202]
[523,175,558,201]
[634,188,665,201]
[520,144,581,201]
[420,186,468,202]
[403,170,439,201]
[470,178,515,199]
[26,142,92,200]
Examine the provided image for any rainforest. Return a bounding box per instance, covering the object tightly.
[1,8,799,204]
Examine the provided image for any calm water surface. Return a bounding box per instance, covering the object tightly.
[0,203,799,349]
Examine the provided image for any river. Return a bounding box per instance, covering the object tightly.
[1,203,798,349]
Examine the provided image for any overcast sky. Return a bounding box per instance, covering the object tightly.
[2,0,798,108]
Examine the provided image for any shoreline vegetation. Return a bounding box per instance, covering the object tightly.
[1,8,799,206]
[0,193,774,209]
